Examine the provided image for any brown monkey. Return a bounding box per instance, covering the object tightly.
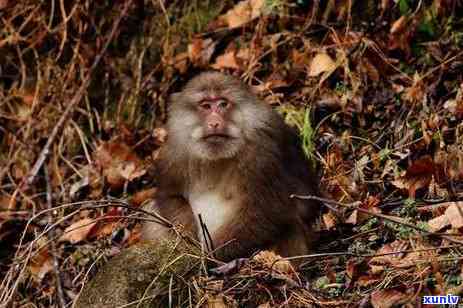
[142,72,320,261]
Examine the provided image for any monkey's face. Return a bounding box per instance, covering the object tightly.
[169,96,245,161]
[167,72,269,161]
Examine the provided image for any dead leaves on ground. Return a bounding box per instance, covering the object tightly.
[427,202,463,232]
[59,218,96,244]
[392,155,435,198]
[218,0,266,29]
[28,239,54,282]
[371,289,409,308]
[94,141,146,189]
[308,53,338,78]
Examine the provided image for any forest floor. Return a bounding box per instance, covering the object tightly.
[1,0,463,307]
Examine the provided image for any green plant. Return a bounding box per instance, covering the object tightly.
[278,105,316,167]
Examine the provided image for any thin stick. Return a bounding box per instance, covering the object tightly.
[44,166,66,308]
[23,0,132,187]
[271,244,463,271]
[291,194,463,245]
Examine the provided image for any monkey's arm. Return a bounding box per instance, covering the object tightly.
[141,196,198,242]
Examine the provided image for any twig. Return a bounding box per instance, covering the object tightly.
[44,166,66,308]
[22,0,132,187]
[14,201,174,262]
[291,194,463,245]
[198,214,214,252]
[272,244,463,271]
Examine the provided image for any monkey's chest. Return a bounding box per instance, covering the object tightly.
[188,191,236,239]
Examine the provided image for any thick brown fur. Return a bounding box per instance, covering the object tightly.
[142,72,320,261]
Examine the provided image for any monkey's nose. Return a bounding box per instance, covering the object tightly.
[208,122,220,129]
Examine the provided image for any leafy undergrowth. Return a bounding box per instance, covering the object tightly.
[1,0,463,307]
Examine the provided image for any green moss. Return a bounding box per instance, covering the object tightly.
[75,239,201,308]
[398,0,411,15]
[399,198,418,217]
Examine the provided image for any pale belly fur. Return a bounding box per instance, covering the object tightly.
[188,191,235,243]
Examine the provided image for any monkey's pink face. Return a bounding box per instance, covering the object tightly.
[188,96,244,160]
[168,95,245,161]
[167,72,272,161]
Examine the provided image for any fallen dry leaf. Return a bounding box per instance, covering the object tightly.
[219,0,265,29]
[308,53,337,77]
[444,145,463,180]
[369,265,385,275]
[369,240,408,267]
[173,52,189,73]
[253,78,289,93]
[390,15,407,34]
[188,38,216,67]
[16,102,31,122]
[346,207,381,225]
[428,213,450,232]
[398,244,437,268]
[0,194,14,210]
[59,218,96,244]
[211,51,240,70]
[29,253,53,282]
[322,212,337,229]
[206,295,228,308]
[371,289,408,308]
[209,258,248,276]
[87,207,125,240]
[118,161,145,181]
[445,203,463,229]
[357,275,381,287]
[253,250,293,274]
[403,72,425,103]
[93,221,119,240]
[391,155,434,198]
[388,15,415,57]
[94,141,146,189]
[236,48,251,63]
[345,210,358,225]
[428,202,463,232]
[29,239,53,282]
[346,258,359,279]
[126,224,142,246]
[291,49,310,70]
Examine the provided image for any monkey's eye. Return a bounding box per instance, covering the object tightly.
[217,100,230,109]
[198,102,212,110]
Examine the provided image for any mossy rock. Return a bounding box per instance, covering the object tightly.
[74,239,200,308]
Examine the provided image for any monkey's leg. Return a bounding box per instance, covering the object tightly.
[272,223,315,262]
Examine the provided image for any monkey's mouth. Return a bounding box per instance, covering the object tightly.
[202,134,231,142]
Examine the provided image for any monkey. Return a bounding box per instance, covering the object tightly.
[142,71,321,262]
